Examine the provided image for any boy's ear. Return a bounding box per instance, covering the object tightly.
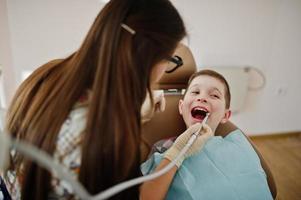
[178,99,184,115]
[220,109,231,124]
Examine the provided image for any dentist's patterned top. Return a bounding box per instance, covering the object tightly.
[2,94,89,200]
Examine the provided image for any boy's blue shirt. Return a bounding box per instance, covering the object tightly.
[141,129,273,200]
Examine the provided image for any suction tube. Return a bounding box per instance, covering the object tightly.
[0,113,210,200]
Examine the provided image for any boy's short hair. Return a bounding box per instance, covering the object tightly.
[184,69,231,109]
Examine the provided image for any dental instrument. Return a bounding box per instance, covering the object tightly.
[0,113,209,200]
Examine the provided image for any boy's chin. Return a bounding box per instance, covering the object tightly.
[187,121,215,132]
[187,121,202,127]
[188,118,205,126]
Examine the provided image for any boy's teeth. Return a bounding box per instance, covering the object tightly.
[195,108,207,112]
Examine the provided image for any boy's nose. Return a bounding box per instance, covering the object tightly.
[197,97,208,103]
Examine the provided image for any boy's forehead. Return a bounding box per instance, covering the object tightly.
[189,75,225,90]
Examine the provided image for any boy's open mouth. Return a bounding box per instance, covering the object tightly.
[191,107,208,121]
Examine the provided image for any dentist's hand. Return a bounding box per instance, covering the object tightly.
[141,90,165,124]
[164,123,213,168]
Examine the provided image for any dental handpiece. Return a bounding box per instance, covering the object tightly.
[199,112,210,133]
[186,112,210,147]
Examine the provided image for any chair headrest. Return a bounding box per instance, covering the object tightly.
[155,43,197,89]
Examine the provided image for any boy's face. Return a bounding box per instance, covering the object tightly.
[178,75,231,133]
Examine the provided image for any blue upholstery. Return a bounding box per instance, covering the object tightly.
[141,129,273,200]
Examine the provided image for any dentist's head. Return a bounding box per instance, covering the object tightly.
[5,0,186,199]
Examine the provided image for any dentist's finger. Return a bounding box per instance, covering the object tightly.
[200,124,214,136]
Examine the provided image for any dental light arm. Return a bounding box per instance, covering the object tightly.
[0,113,209,200]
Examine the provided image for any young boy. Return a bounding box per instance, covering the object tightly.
[141,69,273,200]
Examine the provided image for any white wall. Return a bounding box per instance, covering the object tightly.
[173,0,301,135]
[0,0,15,106]
[3,0,301,135]
[6,0,105,85]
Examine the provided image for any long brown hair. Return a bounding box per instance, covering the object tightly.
[6,0,186,199]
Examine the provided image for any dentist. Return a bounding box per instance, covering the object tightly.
[2,0,212,199]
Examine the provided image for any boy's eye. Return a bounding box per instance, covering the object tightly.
[191,91,199,95]
[211,94,220,99]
